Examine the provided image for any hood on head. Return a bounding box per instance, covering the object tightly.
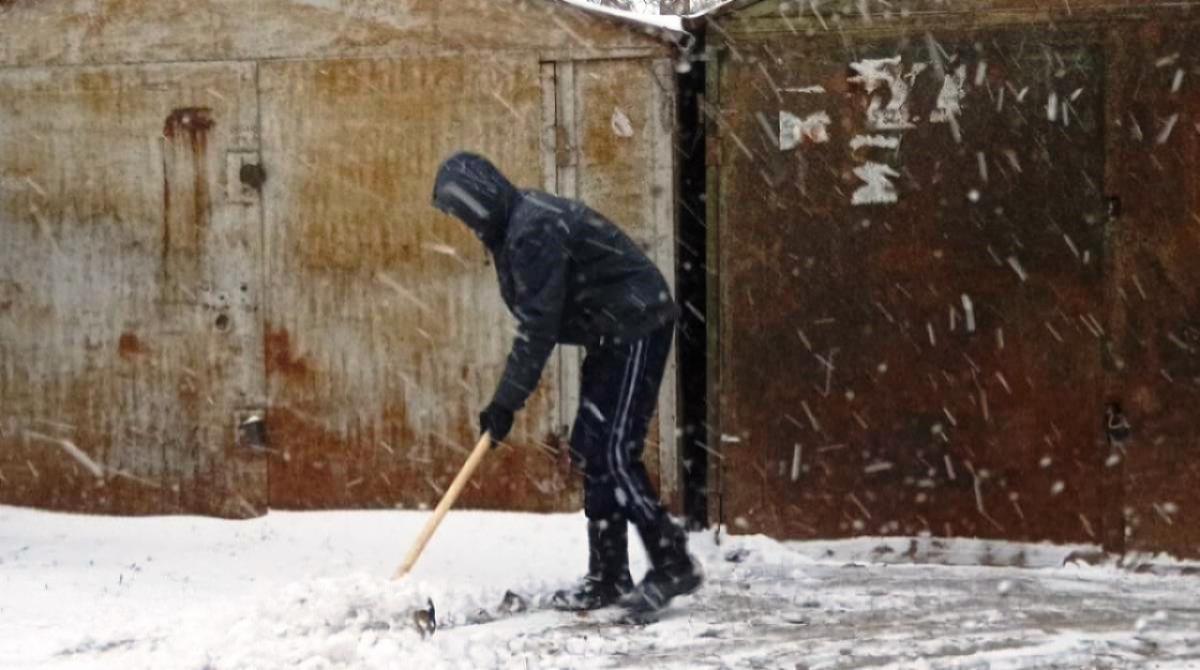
[432,152,519,250]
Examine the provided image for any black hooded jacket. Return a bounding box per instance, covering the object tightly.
[433,152,679,412]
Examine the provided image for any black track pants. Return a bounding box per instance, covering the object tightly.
[569,325,673,529]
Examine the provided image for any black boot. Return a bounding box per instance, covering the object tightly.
[552,518,634,611]
[625,514,703,614]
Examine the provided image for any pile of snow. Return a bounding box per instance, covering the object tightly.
[3,505,1200,669]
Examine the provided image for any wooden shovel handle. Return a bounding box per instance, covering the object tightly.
[392,432,493,580]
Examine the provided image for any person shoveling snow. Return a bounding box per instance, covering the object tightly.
[430,151,703,618]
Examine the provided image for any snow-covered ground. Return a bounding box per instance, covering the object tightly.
[2,505,1199,669]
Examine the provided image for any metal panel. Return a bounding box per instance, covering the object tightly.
[712,29,1109,542]
[722,0,1176,31]
[0,63,267,516]
[569,57,681,505]
[0,0,669,69]
[1108,21,1200,557]
[259,55,575,511]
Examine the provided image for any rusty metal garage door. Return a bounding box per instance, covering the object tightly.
[1,53,680,518]
[257,55,573,511]
[711,29,1111,543]
[546,56,681,507]
[259,54,680,513]
[1108,21,1200,558]
[0,63,267,517]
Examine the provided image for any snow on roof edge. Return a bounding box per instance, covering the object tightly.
[558,0,687,33]
[555,1,766,38]
[685,0,755,18]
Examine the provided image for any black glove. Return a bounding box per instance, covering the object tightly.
[479,403,514,444]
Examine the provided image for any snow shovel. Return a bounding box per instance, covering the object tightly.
[392,431,493,580]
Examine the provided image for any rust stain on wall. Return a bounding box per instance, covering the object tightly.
[161,106,214,288]
[265,405,348,508]
[163,107,214,140]
[263,326,313,381]
[117,332,149,359]
[0,281,19,314]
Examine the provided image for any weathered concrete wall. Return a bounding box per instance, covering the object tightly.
[707,0,1200,557]
[0,0,680,516]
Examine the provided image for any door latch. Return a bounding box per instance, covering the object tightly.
[237,410,269,452]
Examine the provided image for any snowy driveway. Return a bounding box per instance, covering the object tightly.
[517,557,1200,669]
[2,506,1198,669]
